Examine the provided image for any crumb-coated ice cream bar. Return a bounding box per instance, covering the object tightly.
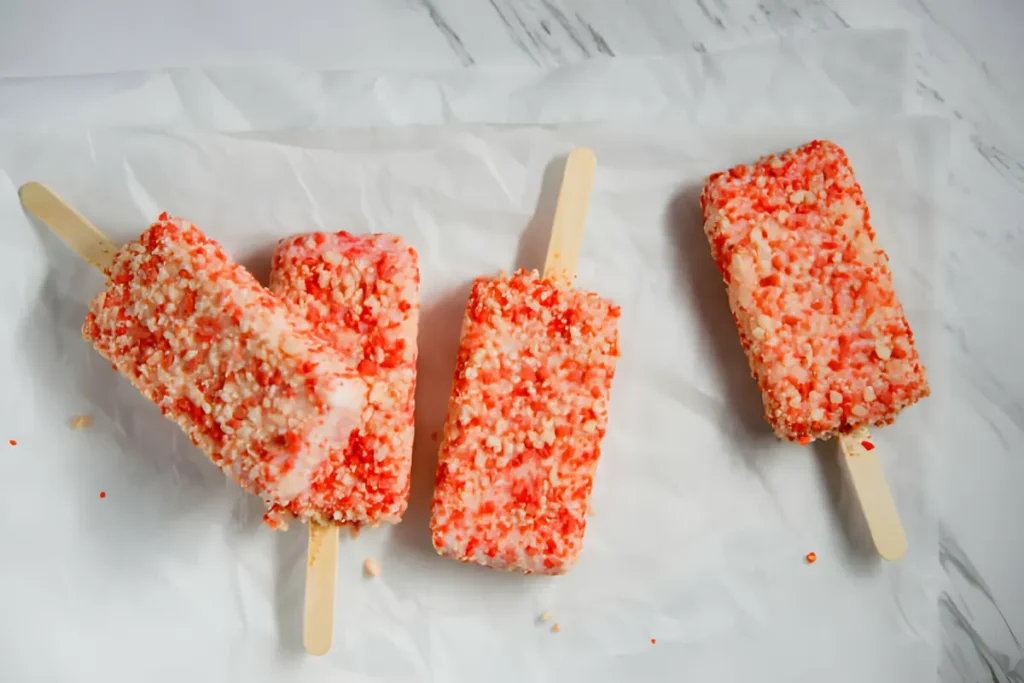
[264,231,419,530]
[701,140,929,443]
[431,269,620,574]
[83,214,367,504]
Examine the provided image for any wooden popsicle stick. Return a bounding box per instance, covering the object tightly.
[543,148,597,282]
[839,428,907,561]
[19,182,118,273]
[303,521,339,656]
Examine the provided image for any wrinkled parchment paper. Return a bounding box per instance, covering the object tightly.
[0,117,947,683]
[0,31,947,683]
[0,30,910,130]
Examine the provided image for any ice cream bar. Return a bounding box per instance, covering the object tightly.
[82,214,367,504]
[701,140,929,443]
[430,269,620,574]
[264,231,419,529]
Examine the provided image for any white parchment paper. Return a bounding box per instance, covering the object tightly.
[0,30,910,130]
[0,29,949,683]
[0,116,946,682]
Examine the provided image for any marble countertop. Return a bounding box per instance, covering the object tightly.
[3,1,1021,681]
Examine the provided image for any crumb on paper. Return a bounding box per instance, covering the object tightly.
[8,439,16,446]
[539,611,554,623]
[363,557,380,577]
[348,524,361,539]
[805,551,817,564]
[551,623,561,633]
[651,638,657,645]
[70,415,93,429]
[99,491,107,499]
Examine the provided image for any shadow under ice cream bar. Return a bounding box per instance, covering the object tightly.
[19,184,367,506]
[701,141,929,559]
[430,149,622,575]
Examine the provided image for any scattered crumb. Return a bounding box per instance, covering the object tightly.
[99,491,107,499]
[363,557,381,577]
[551,623,561,633]
[70,415,93,430]
[347,524,361,539]
[539,611,554,623]
[651,638,657,645]
[805,551,817,564]
[8,439,16,446]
